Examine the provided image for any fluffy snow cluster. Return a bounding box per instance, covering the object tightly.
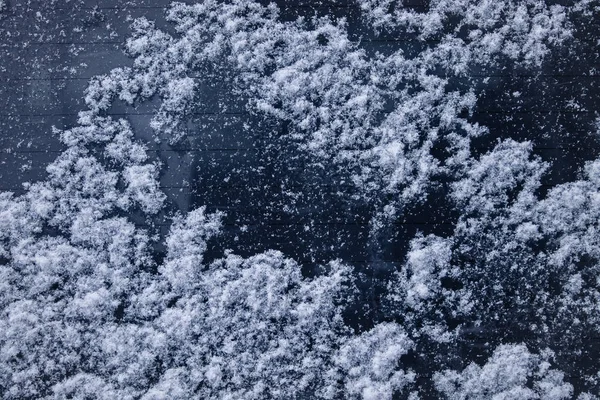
[357,0,570,65]
[388,140,600,396]
[82,0,573,218]
[0,115,415,398]
[1,0,600,399]
[434,344,574,399]
[0,23,415,395]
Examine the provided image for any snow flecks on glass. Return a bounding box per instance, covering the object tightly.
[78,0,581,220]
[1,0,600,398]
[387,140,600,394]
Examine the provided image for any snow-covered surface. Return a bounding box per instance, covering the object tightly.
[84,0,572,215]
[434,344,574,399]
[0,0,600,398]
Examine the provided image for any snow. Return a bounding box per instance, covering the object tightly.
[434,344,573,400]
[66,0,573,220]
[335,323,415,400]
[0,0,599,398]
